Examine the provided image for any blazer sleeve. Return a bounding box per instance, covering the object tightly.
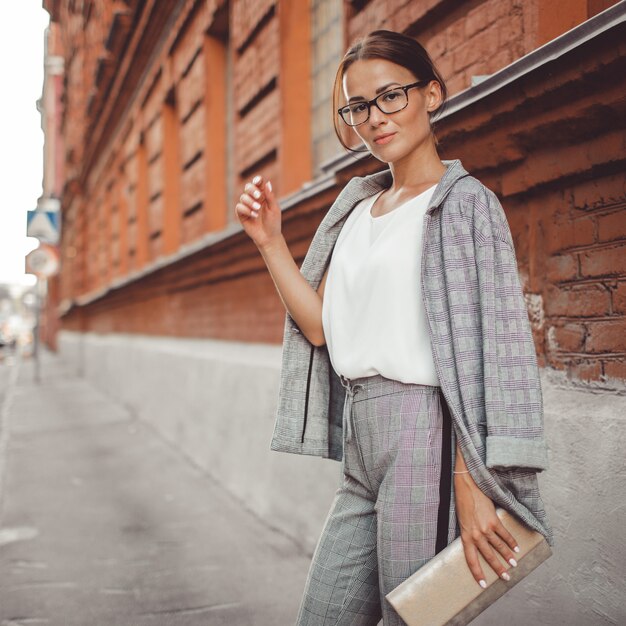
[474,189,550,472]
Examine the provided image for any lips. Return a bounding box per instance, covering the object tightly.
[374,132,396,145]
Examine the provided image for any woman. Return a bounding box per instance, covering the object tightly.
[235,29,553,626]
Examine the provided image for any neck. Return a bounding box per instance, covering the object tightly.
[386,141,447,193]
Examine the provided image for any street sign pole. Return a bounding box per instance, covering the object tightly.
[33,276,41,384]
[25,203,61,382]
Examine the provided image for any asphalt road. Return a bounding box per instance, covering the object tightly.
[0,347,311,625]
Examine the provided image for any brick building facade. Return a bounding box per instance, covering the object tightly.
[37,19,65,351]
[42,0,626,388]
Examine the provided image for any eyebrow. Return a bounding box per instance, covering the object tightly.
[347,82,402,103]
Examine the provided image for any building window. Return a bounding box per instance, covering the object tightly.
[310,0,344,175]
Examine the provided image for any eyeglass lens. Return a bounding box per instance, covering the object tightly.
[340,89,408,126]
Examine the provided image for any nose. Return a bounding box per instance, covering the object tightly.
[368,104,388,126]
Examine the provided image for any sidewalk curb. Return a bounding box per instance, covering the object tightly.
[0,353,20,523]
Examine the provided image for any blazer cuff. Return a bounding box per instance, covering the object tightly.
[485,435,550,471]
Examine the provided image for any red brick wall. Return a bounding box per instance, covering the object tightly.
[542,173,626,382]
[48,0,625,386]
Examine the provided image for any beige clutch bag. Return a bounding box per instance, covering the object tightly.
[385,507,553,626]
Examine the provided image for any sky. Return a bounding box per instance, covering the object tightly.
[0,2,50,289]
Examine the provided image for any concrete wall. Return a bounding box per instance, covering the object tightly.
[58,329,626,625]
[58,329,342,556]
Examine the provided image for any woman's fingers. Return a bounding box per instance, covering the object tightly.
[461,523,518,588]
[245,182,264,205]
[235,174,276,225]
[242,186,262,212]
[235,200,257,220]
[493,517,521,558]
[264,178,274,204]
[236,177,264,221]
[460,536,488,588]
[236,193,260,219]
[490,521,520,575]
[455,473,521,589]
[478,530,511,581]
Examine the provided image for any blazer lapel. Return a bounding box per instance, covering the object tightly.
[300,159,471,287]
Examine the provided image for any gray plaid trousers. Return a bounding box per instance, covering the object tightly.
[295,373,459,625]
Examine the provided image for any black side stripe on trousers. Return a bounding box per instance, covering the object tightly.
[435,390,453,554]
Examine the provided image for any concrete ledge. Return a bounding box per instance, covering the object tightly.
[57,330,341,556]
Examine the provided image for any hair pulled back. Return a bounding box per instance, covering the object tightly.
[332,30,448,153]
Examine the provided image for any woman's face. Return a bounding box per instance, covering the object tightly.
[341,58,441,163]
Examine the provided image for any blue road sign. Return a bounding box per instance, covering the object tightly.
[27,210,60,244]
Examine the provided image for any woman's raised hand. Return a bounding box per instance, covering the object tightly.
[235,175,282,249]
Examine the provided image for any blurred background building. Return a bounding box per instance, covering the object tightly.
[38,0,625,553]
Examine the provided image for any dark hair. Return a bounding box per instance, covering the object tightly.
[332,30,448,154]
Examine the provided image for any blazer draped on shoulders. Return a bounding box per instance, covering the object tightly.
[269,158,555,547]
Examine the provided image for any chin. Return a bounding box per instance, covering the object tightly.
[370,145,406,165]
[368,149,391,164]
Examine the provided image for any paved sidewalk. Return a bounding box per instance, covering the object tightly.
[0,347,311,625]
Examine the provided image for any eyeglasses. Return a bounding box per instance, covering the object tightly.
[337,80,430,127]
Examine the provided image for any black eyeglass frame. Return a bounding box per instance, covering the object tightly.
[337,80,431,127]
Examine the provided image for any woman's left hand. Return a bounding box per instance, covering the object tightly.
[454,471,520,588]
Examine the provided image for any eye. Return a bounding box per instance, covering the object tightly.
[349,102,368,113]
[382,90,402,102]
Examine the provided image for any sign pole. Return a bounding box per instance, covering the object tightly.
[25,201,61,384]
[33,276,41,384]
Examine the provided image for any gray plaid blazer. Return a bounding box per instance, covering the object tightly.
[269,158,554,546]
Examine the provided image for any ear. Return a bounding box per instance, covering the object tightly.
[426,81,442,112]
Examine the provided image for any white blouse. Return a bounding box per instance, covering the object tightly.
[321,184,440,385]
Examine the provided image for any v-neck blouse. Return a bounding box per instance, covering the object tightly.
[321,183,440,384]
